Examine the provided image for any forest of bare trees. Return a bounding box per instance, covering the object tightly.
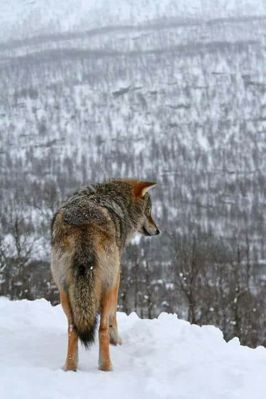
[0,195,265,348]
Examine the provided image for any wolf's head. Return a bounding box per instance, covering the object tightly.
[132,181,160,237]
[103,179,160,241]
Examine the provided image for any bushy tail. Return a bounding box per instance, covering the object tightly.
[68,243,98,348]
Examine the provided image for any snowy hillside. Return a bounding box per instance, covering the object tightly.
[1,0,266,349]
[1,0,266,42]
[0,298,265,399]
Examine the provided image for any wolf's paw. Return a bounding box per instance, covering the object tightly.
[110,335,122,346]
[98,362,113,372]
[109,329,122,346]
[64,361,78,372]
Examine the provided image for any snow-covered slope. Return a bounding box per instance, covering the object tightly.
[1,0,266,43]
[0,298,265,399]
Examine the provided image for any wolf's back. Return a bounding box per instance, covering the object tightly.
[68,241,98,347]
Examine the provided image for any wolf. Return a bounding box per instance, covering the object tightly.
[51,179,160,371]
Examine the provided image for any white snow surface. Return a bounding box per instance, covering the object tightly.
[0,298,266,399]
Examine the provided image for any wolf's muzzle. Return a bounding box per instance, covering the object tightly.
[143,226,160,236]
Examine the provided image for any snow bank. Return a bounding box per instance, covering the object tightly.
[0,298,265,399]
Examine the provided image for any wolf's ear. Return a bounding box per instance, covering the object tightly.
[134,181,157,198]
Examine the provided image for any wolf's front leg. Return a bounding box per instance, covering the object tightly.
[60,291,79,371]
[109,275,122,346]
[109,313,122,346]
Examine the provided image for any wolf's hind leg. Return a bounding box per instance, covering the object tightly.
[109,313,122,346]
[99,288,118,371]
[109,276,122,346]
[60,290,78,371]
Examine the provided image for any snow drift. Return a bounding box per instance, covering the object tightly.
[0,298,265,399]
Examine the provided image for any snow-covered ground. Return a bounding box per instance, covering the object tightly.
[0,298,266,399]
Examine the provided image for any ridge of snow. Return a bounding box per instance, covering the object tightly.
[1,0,266,43]
[0,298,265,399]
